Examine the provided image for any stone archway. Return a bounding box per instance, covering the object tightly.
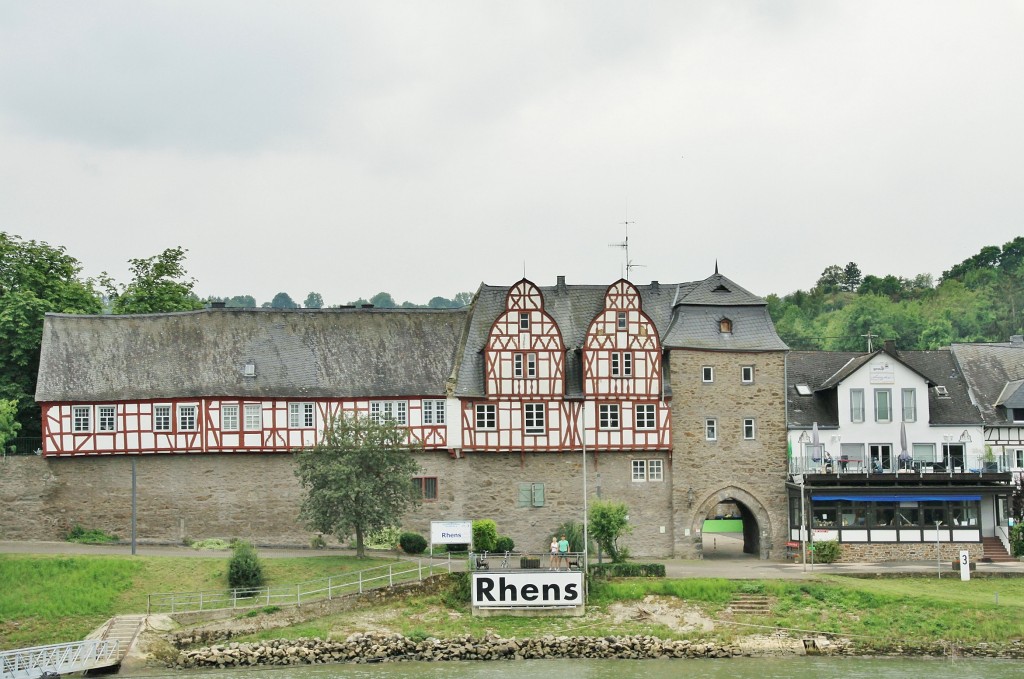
[692,486,774,560]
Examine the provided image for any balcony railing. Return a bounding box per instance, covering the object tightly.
[469,551,585,572]
[789,452,1007,477]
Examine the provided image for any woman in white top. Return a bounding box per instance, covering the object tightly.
[549,536,559,570]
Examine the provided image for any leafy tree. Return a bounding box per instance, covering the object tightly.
[0,233,102,436]
[452,291,474,307]
[0,398,22,454]
[270,292,299,309]
[589,500,632,563]
[227,540,265,593]
[304,292,324,309]
[294,414,422,558]
[208,294,257,308]
[110,247,204,314]
[369,292,397,308]
[815,265,844,293]
[428,296,454,309]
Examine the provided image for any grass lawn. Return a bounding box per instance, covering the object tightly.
[0,552,399,650]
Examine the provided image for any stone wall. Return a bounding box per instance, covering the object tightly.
[836,541,983,563]
[669,349,789,559]
[0,451,676,556]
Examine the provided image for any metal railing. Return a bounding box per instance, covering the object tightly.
[790,452,1008,477]
[1,438,42,457]
[1,639,120,679]
[146,557,451,614]
[469,550,585,572]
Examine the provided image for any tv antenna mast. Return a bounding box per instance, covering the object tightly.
[608,218,645,281]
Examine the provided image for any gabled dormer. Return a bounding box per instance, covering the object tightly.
[582,279,662,397]
[995,379,1024,423]
[483,279,565,398]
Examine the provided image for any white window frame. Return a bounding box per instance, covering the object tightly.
[476,403,496,430]
[635,403,656,430]
[1015,449,1024,468]
[741,366,754,384]
[98,405,116,432]
[524,403,545,435]
[178,404,198,431]
[154,405,171,432]
[874,388,892,423]
[648,459,664,481]
[369,400,407,426]
[617,311,627,330]
[850,389,865,423]
[611,351,632,377]
[513,353,524,378]
[743,418,756,440]
[289,402,315,429]
[632,459,647,482]
[422,399,446,425]
[902,388,917,423]
[705,418,717,441]
[599,403,620,430]
[243,404,262,431]
[72,406,91,433]
[221,403,239,431]
[526,353,537,378]
[702,366,714,383]
[519,312,530,330]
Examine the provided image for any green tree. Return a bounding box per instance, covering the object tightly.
[0,233,103,436]
[0,398,22,454]
[270,292,299,309]
[815,265,844,293]
[303,292,324,309]
[841,262,863,292]
[228,295,257,308]
[369,292,397,308]
[589,500,632,563]
[110,247,204,314]
[294,414,422,558]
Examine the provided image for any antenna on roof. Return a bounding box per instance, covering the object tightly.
[861,331,878,352]
[608,214,645,281]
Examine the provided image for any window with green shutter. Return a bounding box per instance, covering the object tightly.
[518,482,545,507]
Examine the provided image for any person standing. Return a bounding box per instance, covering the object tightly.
[549,536,559,570]
[557,534,569,570]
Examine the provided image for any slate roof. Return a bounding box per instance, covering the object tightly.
[787,349,982,428]
[36,308,467,402]
[951,340,1024,424]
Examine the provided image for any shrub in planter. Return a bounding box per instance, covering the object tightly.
[399,531,428,554]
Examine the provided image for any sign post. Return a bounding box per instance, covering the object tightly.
[959,550,971,581]
[430,520,473,552]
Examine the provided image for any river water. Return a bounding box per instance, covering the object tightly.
[124,657,1020,679]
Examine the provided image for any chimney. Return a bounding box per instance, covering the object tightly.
[650,280,660,292]
[556,275,567,293]
[883,339,897,355]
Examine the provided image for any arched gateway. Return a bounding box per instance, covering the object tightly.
[693,486,774,559]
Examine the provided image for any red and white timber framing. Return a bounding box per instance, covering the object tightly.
[461,279,671,453]
[40,397,450,457]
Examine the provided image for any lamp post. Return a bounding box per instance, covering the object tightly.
[935,520,942,579]
[580,401,590,597]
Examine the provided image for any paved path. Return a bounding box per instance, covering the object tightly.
[3,540,1022,579]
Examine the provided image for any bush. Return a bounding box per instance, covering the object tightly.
[310,534,327,549]
[365,526,402,550]
[399,532,428,554]
[1011,522,1024,557]
[472,519,498,552]
[813,540,841,563]
[228,541,265,593]
[65,525,119,544]
[589,562,666,578]
[495,535,515,553]
[441,572,471,608]
[552,521,589,553]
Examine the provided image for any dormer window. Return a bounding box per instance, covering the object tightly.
[719,318,733,334]
[934,385,949,397]
[1012,408,1024,423]
[243,362,256,377]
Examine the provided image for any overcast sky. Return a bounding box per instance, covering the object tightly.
[2,1,1022,306]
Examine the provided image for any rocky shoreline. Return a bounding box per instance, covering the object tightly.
[170,632,1024,669]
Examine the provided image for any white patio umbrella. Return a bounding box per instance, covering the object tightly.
[811,421,821,467]
[898,421,912,471]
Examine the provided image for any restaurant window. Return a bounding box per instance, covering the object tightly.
[812,504,837,528]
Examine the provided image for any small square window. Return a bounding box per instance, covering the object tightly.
[648,459,663,481]
[524,403,545,435]
[476,404,496,430]
[741,366,754,384]
[719,318,733,333]
[98,405,116,432]
[599,404,620,429]
[705,418,717,441]
[635,404,657,430]
[178,405,198,431]
[154,405,171,431]
[414,476,438,501]
[423,399,446,425]
[632,459,647,482]
[244,404,262,430]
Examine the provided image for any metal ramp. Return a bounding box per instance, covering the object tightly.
[0,639,121,679]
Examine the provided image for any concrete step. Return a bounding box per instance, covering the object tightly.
[729,594,771,615]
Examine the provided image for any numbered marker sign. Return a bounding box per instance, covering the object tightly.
[959,550,970,581]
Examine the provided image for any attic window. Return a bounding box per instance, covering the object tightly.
[795,384,812,396]
[243,362,256,377]
[713,284,730,292]
[719,318,733,333]
[934,385,949,397]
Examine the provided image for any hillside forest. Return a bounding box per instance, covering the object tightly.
[2,231,1023,441]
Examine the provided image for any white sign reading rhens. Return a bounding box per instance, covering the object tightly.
[430,520,472,545]
[472,572,584,608]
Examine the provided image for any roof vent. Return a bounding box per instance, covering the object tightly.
[361,304,374,309]
[713,284,730,292]
[935,385,949,397]
[243,362,256,377]
[795,384,812,396]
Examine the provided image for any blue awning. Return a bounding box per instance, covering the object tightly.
[812,494,981,502]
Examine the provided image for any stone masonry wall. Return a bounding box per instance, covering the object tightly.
[669,349,789,559]
[0,451,675,556]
